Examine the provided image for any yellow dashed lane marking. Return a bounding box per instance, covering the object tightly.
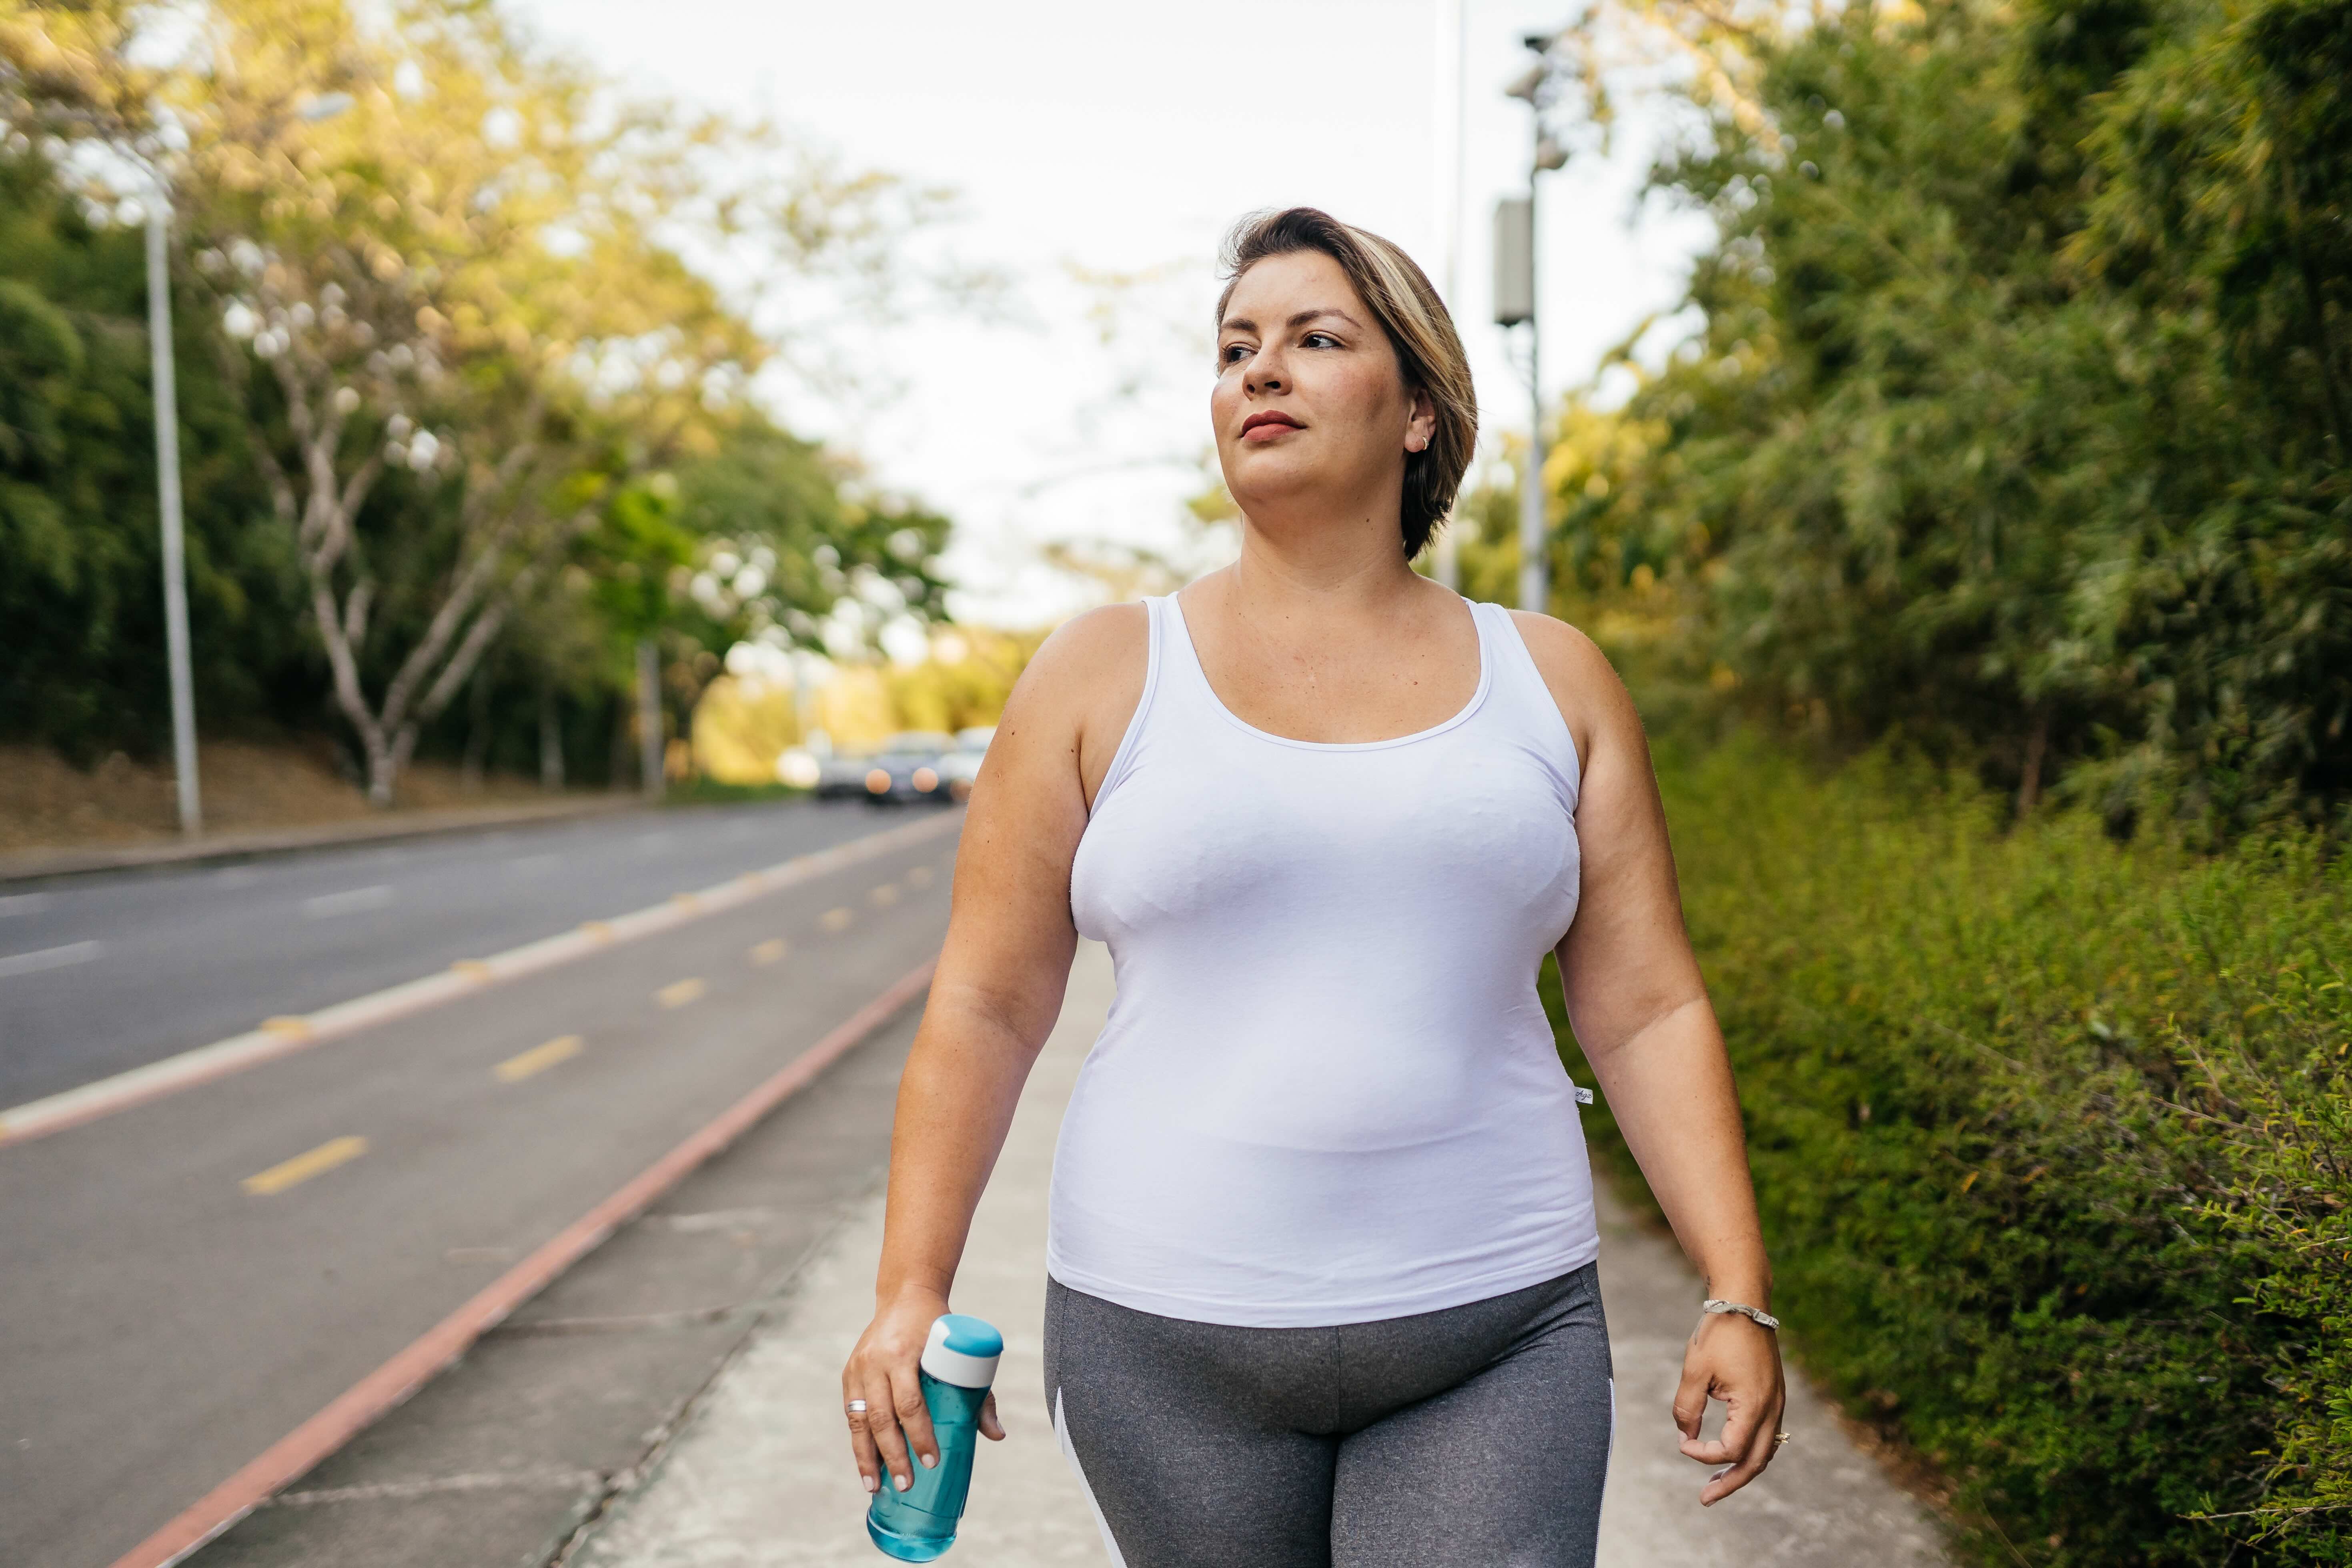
[869,884,900,907]
[749,939,788,967]
[657,977,707,1008]
[496,1035,583,1083]
[243,1135,368,1196]
[821,907,853,932]
[905,867,934,887]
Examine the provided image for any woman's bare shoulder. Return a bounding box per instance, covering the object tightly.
[1502,609,1643,765]
[1014,603,1148,707]
[998,603,1150,803]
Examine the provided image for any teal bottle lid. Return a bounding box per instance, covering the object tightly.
[919,1314,1002,1388]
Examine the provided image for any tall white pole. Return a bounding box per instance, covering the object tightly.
[1433,0,1472,590]
[146,200,202,835]
[1517,143,1547,615]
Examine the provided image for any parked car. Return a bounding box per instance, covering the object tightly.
[935,726,994,802]
[815,731,958,804]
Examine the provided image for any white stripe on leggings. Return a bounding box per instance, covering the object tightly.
[1054,1386,1130,1567]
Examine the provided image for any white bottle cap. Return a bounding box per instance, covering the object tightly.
[919,1314,1002,1389]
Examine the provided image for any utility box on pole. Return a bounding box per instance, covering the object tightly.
[1492,198,1533,327]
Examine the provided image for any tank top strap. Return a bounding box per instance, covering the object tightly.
[1088,596,1172,817]
[1153,591,1219,704]
[1466,599,1583,797]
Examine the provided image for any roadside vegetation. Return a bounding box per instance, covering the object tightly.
[1553,736,2350,1566]
[0,0,964,803]
[1475,0,2350,1558]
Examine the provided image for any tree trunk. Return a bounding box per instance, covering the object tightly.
[461,668,492,791]
[609,690,633,792]
[364,731,399,809]
[539,686,564,791]
[2016,704,2051,819]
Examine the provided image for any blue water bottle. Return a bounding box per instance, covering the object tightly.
[866,1313,1002,1561]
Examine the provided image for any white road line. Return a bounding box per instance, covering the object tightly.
[0,892,51,917]
[301,885,395,919]
[0,810,962,1146]
[0,940,100,979]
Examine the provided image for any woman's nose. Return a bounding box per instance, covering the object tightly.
[1246,354,1285,395]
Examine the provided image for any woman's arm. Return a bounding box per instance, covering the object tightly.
[1512,613,1785,1506]
[841,606,1145,1498]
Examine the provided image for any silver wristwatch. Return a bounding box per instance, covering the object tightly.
[1701,1299,1780,1330]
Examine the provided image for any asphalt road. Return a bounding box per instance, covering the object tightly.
[0,799,920,1110]
[0,800,962,1568]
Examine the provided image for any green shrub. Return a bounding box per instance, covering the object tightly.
[1551,735,2351,1565]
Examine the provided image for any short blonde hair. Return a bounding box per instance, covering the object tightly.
[1218,208,1478,558]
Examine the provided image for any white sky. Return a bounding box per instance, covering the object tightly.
[503,0,1713,627]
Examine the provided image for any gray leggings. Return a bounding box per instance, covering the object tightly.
[1043,1264,1613,1567]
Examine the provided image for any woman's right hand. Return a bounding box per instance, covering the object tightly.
[843,1288,1006,1495]
[843,1288,950,1496]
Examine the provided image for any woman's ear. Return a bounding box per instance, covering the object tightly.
[1404,386,1438,455]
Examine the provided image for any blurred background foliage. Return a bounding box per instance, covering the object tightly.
[1476,0,2352,1560]
[688,624,1041,786]
[0,0,965,803]
[1457,0,2351,841]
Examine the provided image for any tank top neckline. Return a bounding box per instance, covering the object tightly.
[1161,591,1497,755]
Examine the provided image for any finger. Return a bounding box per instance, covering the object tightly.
[1703,1410,1759,1504]
[843,1388,884,1494]
[865,1372,916,1492]
[1679,1389,1756,1468]
[1671,1361,1710,1442]
[893,1363,941,1472]
[1700,1418,1777,1505]
[980,1390,1007,1442]
[1698,1392,1784,1505]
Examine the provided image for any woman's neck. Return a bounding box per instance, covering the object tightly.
[1221,498,1422,619]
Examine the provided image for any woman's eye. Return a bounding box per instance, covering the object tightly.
[1302,331,1339,348]
[1220,342,1252,363]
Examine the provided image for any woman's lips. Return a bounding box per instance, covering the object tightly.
[1240,412,1303,443]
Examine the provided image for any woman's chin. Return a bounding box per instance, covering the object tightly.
[1224,456,1331,509]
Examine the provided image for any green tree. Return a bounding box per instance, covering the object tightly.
[1533,0,2349,832]
[4,0,969,803]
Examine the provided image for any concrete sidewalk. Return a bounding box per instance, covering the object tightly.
[568,942,1951,1568]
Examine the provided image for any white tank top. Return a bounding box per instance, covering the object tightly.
[1050,592,1600,1328]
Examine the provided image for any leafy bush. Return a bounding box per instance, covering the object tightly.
[1552,736,2351,1565]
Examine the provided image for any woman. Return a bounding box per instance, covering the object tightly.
[843,207,1784,1566]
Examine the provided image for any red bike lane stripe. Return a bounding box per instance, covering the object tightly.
[110,956,938,1568]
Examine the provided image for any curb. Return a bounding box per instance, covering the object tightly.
[0,796,643,885]
[110,957,940,1568]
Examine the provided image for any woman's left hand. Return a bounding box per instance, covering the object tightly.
[1673,1313,1787,1504]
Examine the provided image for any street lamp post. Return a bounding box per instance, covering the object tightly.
[146,198,201,836]
[1432,0,1470,590]
[1497,35,1568,615]
[139,95,353,837]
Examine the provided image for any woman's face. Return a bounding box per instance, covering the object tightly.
[1212,250,1434,528]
